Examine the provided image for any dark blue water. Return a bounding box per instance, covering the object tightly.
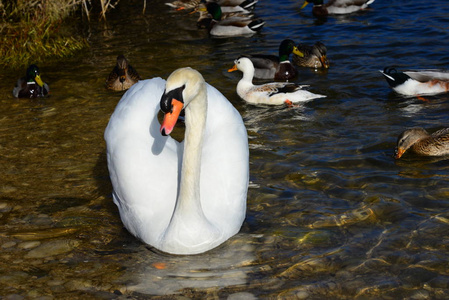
[1,0,449,298]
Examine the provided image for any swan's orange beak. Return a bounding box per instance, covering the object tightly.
[160,99,184,136]
[228,64,238,72]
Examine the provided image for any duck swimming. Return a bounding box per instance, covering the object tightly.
[292,41,330,69]
[106,55,141,91]
[203,2,264,37]
[381,67,449,96]
[13,64,49,98]
[228,57,325,105]
[395,127,449,159]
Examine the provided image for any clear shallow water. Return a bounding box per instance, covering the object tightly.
[1,0,449,298]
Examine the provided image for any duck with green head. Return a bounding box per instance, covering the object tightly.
[204,2,264,37]
[13,64,49,98]
[241,39,303,80]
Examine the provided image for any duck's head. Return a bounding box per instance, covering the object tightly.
[26,64,44,87]
[160,67,205,136]
[116,55,130,83]
[206,2,222,21]
[381,67,411,88]
[228,57,254,74]
[279,39,303,61]
[395,127,428,159]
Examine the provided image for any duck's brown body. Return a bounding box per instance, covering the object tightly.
[395,127,449,159]
[292,42,329,69]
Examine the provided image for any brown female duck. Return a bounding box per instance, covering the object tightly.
[106,55,141,91]
[292,41,329,69]
[395,127,449,159]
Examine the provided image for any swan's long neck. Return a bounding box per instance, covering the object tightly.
[160,70,222,254]
[177,84,207,214]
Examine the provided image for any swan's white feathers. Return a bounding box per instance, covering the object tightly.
[105,74,248,254]
[105,78,179,243]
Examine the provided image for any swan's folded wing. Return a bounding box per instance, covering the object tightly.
[104,78,180,244]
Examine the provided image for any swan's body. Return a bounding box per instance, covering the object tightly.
[381,67,449,96]
[292,41,330,69]
[301,0,375,17]
[228,57,325,105]
[105,68,249,255]
[395,127,449,159]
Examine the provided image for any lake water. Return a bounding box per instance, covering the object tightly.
[1,0,449,298]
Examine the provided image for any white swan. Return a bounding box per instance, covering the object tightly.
[104,67,249,255]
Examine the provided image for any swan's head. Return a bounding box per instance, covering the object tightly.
[228,57,255,74]
[160,67,205,136]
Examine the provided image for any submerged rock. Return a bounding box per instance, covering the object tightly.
[24,239,80,258]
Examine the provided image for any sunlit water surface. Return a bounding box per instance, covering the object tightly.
[1,0,449,298]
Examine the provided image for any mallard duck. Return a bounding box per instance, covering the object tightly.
[395,127,449,159]
[13,64,49,98]
[204,2,264,37]
[196,1,253,29]
[228,57,325,105]
[292,41,330,69]
[301,0,375,17]
[106,55,141,91]
[242,39,302,80]
[381,67,449,96]
[104,67,249,254]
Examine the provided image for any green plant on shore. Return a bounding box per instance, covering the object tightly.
[0,0,121,68]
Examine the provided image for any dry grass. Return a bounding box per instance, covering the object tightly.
[0,0,122,68]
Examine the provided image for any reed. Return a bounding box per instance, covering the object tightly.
[0,0,121,68]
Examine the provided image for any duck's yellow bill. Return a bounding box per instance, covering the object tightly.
[293,46,304,58]
[35,75,44,87]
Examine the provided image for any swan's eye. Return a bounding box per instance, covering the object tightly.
[160,85,185,114]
